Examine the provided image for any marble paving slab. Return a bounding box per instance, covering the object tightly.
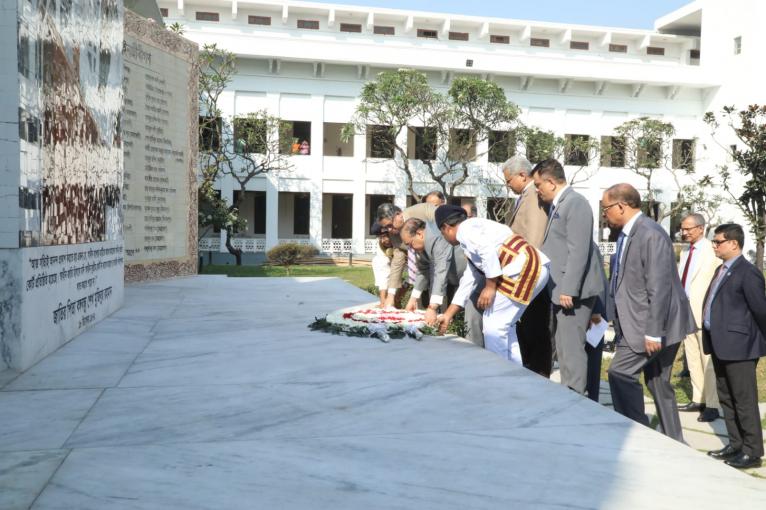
[1,276,765,510]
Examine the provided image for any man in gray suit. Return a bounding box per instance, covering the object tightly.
[602,183,695,442]
[401,218,484,347]
[532,159,607,394]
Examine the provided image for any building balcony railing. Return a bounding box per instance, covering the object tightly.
[200,237,378,255]
[364,239,377,254]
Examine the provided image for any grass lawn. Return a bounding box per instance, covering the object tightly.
[600,347,766,408]
[200,264,376,292]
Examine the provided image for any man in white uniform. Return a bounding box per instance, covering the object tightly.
[435,205,550,364]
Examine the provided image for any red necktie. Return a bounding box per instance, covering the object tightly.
[681,244,695,288]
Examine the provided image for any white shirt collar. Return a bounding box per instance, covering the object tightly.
[621,211,642,237]
[551,185,570,208]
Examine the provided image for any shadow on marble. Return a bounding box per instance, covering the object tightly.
[0,450,68,510]
[0,368,20,389]
[0,390,102,451]
[4,350,138,391]
[37,424,766,510]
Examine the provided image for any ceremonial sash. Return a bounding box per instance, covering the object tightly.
[495,235,542,305]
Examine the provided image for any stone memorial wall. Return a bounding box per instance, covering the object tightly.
[0,0,125,371]
[123,10,198,282]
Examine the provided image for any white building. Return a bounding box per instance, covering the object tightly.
[160,0,762,257]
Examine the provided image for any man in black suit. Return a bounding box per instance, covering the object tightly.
[704,223,766,469]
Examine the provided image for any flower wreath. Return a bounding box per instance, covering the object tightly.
[309,303,438,342]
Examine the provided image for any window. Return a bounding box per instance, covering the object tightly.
[279,121,312,155]
[448,129,476,161]
[367,125,395,158]
[195,12,219,22]
[233,117,268,154]
[249,15,271,25]
[570,41,589,50]
[160,7,168,17]
[490,35,509,44]
[293,193,310,235]
[417,29,438,39]
[647,46,665,56]
[323,123,353,157]
[199,116,221,151]
[488,130,517,163]
[340,23,361,33]
[530,38,550,48]
[449,31,469,41]
[297,19,319,30]
[609,43,627,53]
[408,127,437,160]
[600,136,625,168]
[672,139,695,170]
[638,139,662,168]
[373,25,394,35]
[564,134,590,166]
[253,191,266,235]
[690,49,700,59]
[734,36,742,55]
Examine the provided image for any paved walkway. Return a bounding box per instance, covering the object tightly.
[2,276,766,509]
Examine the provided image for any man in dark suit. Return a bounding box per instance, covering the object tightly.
[504,155,551,376]
[532,159,608,393]
[703,223,766,469]
[400,218,484,347]
[602,183,696,442]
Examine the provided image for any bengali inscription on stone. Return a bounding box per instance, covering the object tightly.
[122,38,191,262]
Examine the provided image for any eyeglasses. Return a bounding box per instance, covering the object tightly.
[601,202,622,213]
[680,225,702,232]
[711,239,731,246]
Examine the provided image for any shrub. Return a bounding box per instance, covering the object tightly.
[266,243,318,274]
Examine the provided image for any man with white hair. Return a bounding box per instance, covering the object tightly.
[502,155,552,376]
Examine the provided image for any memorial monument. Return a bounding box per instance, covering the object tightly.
[0,0,126,371]
[122,7,198,282]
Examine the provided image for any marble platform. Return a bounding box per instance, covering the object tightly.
[1,275,765,509]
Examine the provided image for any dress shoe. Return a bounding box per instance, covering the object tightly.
[725,453,762,469]
[697,408,720,422]
[707,444,740,460]
[678,402,704,412]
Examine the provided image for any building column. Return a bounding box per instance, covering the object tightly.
[475,195,487,219]
[219,182,234,253]
[265,174,279,250]
[309,95,325,251]
[349,126,367,254]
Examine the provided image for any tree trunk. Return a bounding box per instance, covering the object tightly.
[224,230,243,266]
[756,240,764,272]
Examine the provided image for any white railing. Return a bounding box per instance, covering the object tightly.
[364,239,377,254]
[230,238,267,253]
[198,237,220,251]
[278,238,313,246]
[321,238,353,253]
[598,242,617,256]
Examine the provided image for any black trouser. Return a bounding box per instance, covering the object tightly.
[516,290,552,377]
[711,356,763,457]
[585,339,604,402]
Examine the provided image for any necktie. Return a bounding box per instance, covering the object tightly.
[407,246,418,285]
[611,231,626,295]
[512,195,522,216]
[680,244,695,288]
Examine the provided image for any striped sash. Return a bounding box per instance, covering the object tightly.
[496,235,542,305]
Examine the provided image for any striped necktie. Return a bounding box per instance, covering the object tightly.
[407,247,418,285]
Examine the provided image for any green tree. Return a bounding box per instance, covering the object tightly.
[521,127,601,185]
[198,44,291,265]
[343,70,520,201]
[614,117,695,221]
[704,104,766,269]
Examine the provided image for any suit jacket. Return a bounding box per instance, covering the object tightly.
[387,203,437,290]
[608,214,696,352]
[678,238,720,328]
[702,256,766,361]
[509,183,548,249]
[541,187,607,305]
[414,225,466,300]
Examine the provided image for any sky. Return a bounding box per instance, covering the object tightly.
[301,0,692,30]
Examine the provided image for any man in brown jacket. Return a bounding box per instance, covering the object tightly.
[503,155,552,376]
